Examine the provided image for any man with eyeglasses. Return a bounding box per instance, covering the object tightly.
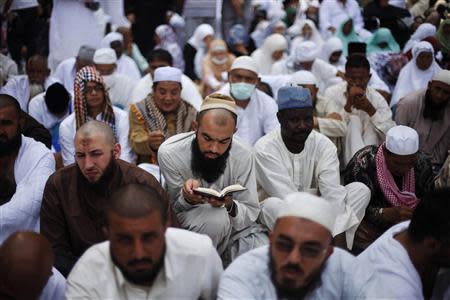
[218,192,371,299]
[323,54,395,165]
[58,66,134,166]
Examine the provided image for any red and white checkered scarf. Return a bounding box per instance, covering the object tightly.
[74,66,116,135]
[375,143,419,209]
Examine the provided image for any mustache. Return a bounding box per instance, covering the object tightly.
[281,264,303,274]
[127,257,154,267]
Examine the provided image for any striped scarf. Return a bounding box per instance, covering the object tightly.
[375,143,419,209]
[74,66,116,135]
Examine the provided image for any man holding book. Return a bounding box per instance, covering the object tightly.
[158,93,267,264]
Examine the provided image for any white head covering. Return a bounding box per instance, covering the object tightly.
[403,23,437,53]
[391,41,441,107]
[432,69,450,85]
[251,20,270,48]
[153,66,182,83]
[289,70,317,86]
[291,40,320,63]
[101,32,123,48]
[386,126,419,155]
[289,19,324,49]
[320,37,344,66]
[250,33,288,75]
[187,24,215,50]
[230,56,259,75]
[277,192,336,233]
[93,48,117,64]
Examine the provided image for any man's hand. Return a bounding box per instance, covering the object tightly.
[182,179,204,205]
[352,95,376,116]
[148,130,165,151]
[382,206,414,224]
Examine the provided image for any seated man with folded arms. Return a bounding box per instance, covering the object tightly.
[218,192,374,299]
[255,86,370,250]
[66,183,223,299]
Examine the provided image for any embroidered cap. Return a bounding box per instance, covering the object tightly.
[153,66,182,83]
[200,93,237,115]
[277,86,312,111]
[385,125,419,155]
[93,48,117,64]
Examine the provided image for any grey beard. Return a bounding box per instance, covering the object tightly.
[29,83,44,100]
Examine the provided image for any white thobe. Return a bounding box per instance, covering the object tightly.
[319,0,364,38]
[218,84,279,146]
[336,64,391,94]
[103,73,136,110]
[355,221,450,299]
[0,75,58,113]
[0,54,18,86]
[0,136,55,243]
[117,55,141,81]
[131,73,203,111]
[28,92,72,130]
[40,268,66,300]
[158,132,265,256]
[254,129,370,248]
[48,0,102,71]
[53,57,76,95]
[323,82,396,164]
[98,0,130,29]
[59,106,135,166]
[218,245,370,300]
[66,228,223,300]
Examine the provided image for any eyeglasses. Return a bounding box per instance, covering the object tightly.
[85,84,103,94]
[275,240,328,258]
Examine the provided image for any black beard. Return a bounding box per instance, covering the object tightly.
[0,175,16,205]
[110,245,165,286]
[78,154,116,188]
[423,90,448,121]
[190,137,231,184]
[0,131,22,157]
[268,248,324,300]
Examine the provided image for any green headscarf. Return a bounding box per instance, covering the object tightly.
[336,18,360,56]
[367,28,400,54]
[436,19,450,54]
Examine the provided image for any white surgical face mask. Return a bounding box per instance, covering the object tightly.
[211,56,229,65]
[230,82,256,101]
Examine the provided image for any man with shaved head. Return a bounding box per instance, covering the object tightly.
[158,93,266,265]
[1,55,58,113]
[66,183,222,299]
[0,231,65,300]
[0,94,55,243]
[41,120,166,277]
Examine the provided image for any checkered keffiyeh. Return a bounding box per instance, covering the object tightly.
[74,66,116,135]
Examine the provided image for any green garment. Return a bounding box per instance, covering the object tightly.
[436,19,450,55]
[367,28,400,54]
[336,18,360,56]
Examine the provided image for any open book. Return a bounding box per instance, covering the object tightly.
[193,184,247,200]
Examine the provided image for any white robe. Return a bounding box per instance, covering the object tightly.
[218,245,373,300]
[48,0,102,71]
[131,73,203,111]
[323,82,396,164]
[254,129,370,248]
[53,57,77,96]
[59,106,135,166]
[28,92,72,130]
[250,34,288,75]
[116,55,141,81]
[40,268,66,300]
[319,0,364,38]
[66,228,223,300]
[218,84,279,146]
[103,73,136,110]
[0,75,58,113]
[0,136,55,243]
[355,221,450,299]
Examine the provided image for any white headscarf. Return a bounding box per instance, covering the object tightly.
[187,24,215,78]
[250,20,270,48]
[289,19,324,50]
[391,41,441,107]
[286,40,320,70]
[250,33,288,75]
[403,23,437,53]
[319,37,344,67]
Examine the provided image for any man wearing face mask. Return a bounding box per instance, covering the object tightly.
[218,56,279,146]
[93,48,136,111]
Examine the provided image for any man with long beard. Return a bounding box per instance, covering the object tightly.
[0,94,55,243]
[395,69,450,172]
[218,192,368,299]
[40,120,166,277]
[65,183,223,299]
[158,93,266,264]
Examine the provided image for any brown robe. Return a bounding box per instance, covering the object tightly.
[40,159,169,277]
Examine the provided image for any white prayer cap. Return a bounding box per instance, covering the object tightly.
[432,69,450,85]
[153,66,182,83]
[93,48,117,64]
[277,192,336,234]
[230,56,258,75]
[101,32,123,48]
[289,70,317,87]
[385,125,419,156]
[293,41,319,62]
